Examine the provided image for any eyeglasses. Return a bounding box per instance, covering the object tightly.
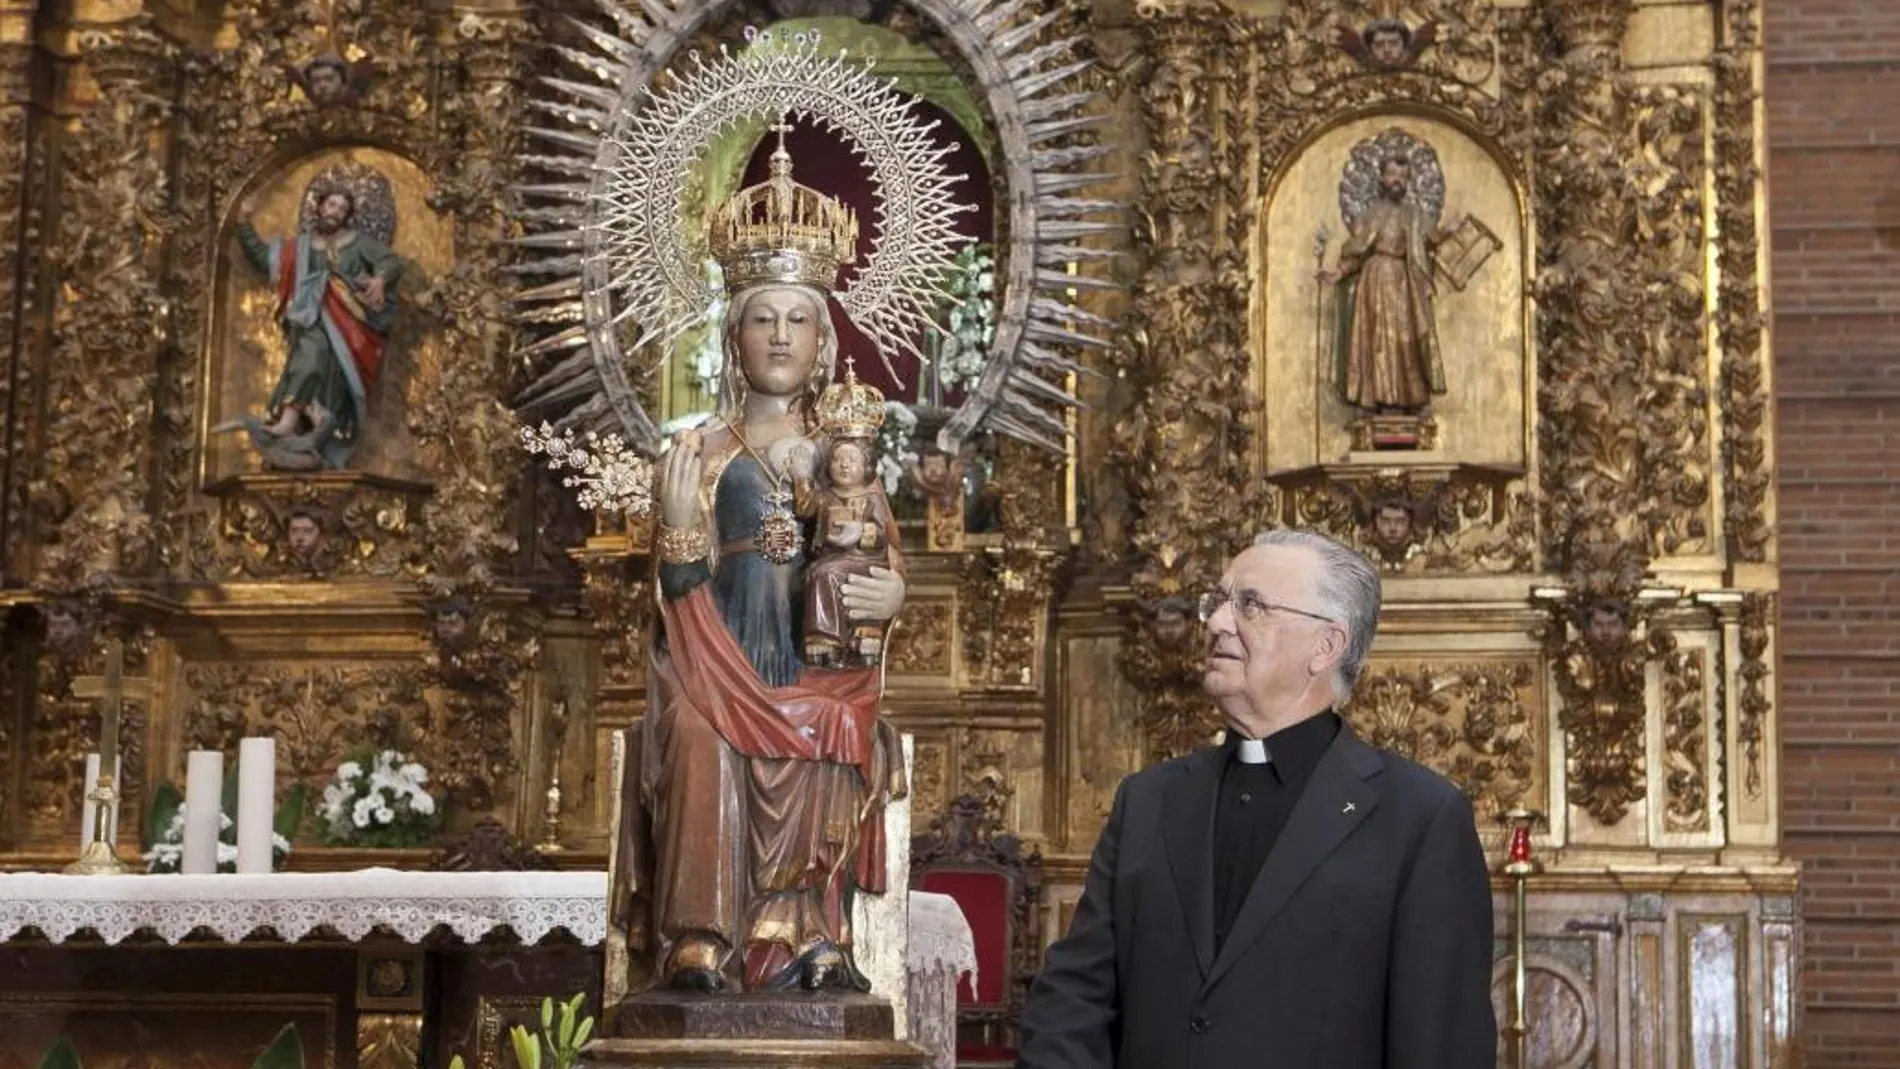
[1195,589,1338,626]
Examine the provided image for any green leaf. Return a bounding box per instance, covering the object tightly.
[221,764,241,818]
[449,1058,466,1069]
[274,783,307,841]
[570,1017,594,1052]
[509,1026,541,1069]
[37,1038,81,1069]
[145,781,184,848]
[251,1024,303,1069]
[541,995,554,1032]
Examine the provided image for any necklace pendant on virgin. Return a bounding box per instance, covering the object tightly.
[756,488,803,565]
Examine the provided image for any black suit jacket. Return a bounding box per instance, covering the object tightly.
[1018,725,1496,1069]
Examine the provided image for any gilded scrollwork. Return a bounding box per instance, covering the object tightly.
[1736,592,1773,800]
[1340,661,1537,823]
[1534,533,1658,827]
[27,22,177,598]
[0,39,36,575]
[1659,643,1709,833]
[1712,0,1771,563]
[1121,3,1263,762]
[187,475,430,580]
[181,663,425,790]
[576,550,653,696]
[889,601,954,676]
[1270,465,1533,573]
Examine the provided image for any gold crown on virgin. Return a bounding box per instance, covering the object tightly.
[817,360,885,440]
[708,122,859,294]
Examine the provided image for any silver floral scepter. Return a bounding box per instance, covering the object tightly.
[519,424,656,516]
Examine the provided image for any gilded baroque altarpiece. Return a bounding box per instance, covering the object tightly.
[0,0,1789,1063]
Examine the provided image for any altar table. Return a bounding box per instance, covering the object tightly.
[0,869,975,1069]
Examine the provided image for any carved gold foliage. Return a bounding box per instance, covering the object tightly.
[1736,592,1773,800]
[0,41,39,576]
[408,12,528,607]
[1340,661,1537,823]
[186,475,429,581]
[1534,536,1654,827]
[911,738,950,831]
[181,663,424,793]
[28,23,178,596]
[1121,5,1263,762]
[1712,0,1771,562]
[889,601,953,675]
[1529,0,1710,568]
[959,547,1055,690]
[1265,0,1516,164]
[1659,643,1708,833]
[357,1014,423,1069]
[577,550,653,694]
[1273,465,1534,574]
[423,610,536,813]
[959,439,1063,690]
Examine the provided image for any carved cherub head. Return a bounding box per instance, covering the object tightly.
[1580,598,1632,650]
[294,54,371,108]
[1370,500,1415,553]
[285,508,325,561]
[40,599,96,659]
[1339,18,1438,71]
[429,597,475,650]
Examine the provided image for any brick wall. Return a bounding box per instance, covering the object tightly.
[1766,1,1900,1064]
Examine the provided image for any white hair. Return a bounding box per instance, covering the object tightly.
[1251,529,1382,696]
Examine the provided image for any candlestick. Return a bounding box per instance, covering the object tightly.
[182,750,224,875]
[65,638,129,875]
[236,737,276,874]
[77,753,121,852]
[1498,808,1545,1069]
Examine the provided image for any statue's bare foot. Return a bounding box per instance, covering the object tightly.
[665,934,728,993]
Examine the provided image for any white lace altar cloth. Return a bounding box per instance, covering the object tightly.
[0,867,608,945]
[0,869,976,1066]
[907,890,979,1069]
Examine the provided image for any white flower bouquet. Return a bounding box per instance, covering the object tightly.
[319,750,443,848]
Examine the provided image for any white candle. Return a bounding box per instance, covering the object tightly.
[77,752,121,850]
[236,737,276,874]
[182,750,224,875]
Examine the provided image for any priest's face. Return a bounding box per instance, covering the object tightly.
[735,286,824,401]
[1203,544,1344,731]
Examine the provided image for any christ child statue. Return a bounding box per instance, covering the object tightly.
[799,364,901,668]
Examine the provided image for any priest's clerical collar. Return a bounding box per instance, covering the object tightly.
[1222,711,1341,780]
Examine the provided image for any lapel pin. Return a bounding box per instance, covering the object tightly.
[1343,802,1356,814]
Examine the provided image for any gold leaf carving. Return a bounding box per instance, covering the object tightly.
[181,663,422,792]
[1736,592,1773,800]
[1660,644,1709,833]
[28,23,178,597]
[1270,465,1533,573]
[1534,536,1655,828]
[357,1013,423,1069]
[1712,0,1771,562]
[1339,661,1538,823]
[1121,4,1264,761]
[188,473,430,581]
[889,601,953,676]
